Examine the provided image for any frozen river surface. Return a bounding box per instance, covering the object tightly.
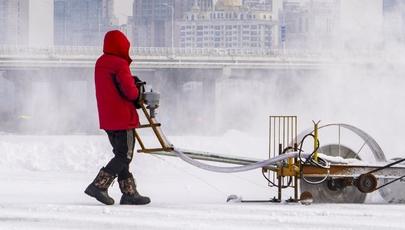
[0,134,404,229]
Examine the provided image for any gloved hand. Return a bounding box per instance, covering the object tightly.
[133,75,145,109]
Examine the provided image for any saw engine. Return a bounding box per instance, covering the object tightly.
[135,88,405,204]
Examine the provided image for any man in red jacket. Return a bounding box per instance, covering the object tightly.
[85,30,150,205]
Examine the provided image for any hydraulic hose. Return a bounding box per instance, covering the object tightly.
[172,148,311,173]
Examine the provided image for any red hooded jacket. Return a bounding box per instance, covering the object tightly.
[95,30,139,130]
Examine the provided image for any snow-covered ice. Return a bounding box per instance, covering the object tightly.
[1,133,405,229]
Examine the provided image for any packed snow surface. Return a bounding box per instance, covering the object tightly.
[1,133,405,229]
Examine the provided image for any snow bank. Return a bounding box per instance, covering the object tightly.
[0,135,111,171]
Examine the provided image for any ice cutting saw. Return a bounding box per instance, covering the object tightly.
[134,88,405,204]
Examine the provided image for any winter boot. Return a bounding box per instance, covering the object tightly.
[84,168,116,205]
[119,173,151,205]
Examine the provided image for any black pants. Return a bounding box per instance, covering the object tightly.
[104,129,135,181]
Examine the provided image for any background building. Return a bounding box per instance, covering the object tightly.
[0,0,53,46]
[131,0,174,47]
[130,0,215,47]
[194,0,214,11]
[383,0,405,43]
[280,0,384,50]
[0,0,29,45]
[178,0,275,49]
[243,0,272,10]
[280,0,339,49]
[54,0,117,46]
[29,0,54,47]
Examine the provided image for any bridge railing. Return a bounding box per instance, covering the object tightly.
[0,45,392,61]
[125,47,326,58]
[0,45,327,59]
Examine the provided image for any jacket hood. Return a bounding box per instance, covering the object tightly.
[103,30,132,64]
